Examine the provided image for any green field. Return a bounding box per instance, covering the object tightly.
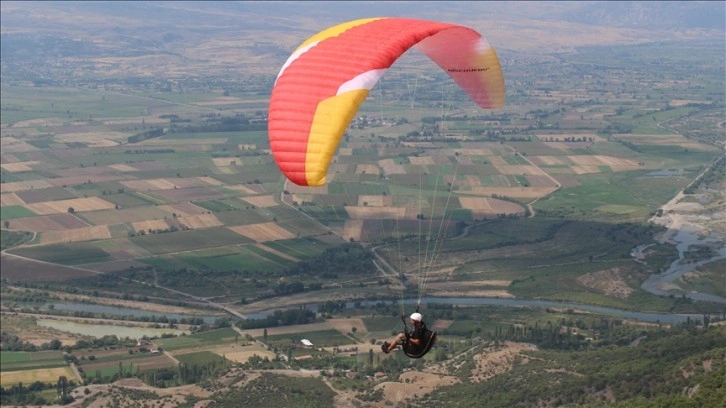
[154,328,242,351]
[7,244,112,265]
[1,205,38,219]
[0,350,67,371]
[129,228,253,255]
[175,350,228,366]
[262,329,354,348]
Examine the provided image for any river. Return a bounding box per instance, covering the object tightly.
[241,296,708,324]
[639,224,726,304]
[10,301,224,323]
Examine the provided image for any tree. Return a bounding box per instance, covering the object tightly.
[56,376,69,400]
[49,339,62,350]
[67,207,75,214]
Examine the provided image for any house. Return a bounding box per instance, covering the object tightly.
[300,339,313,348]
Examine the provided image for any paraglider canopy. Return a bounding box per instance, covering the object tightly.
[268,17,505,187]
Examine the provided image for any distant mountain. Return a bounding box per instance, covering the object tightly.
[555,1,725,30]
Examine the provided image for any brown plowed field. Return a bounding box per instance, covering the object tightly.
[458,196,525,216]
[0,254,98,281]
[345,206,408,220]
[132,219,171,233]
[241,195,278,208]
[460,186,552,199]
[9,214,89,232]
[158,203,208,217]
[1,161,38,172]
[39,225,112,244]
[152,186,226,201]
[378,159,406,175]
[24,197,116,215]
[177,214,223,229]
[355,164,380,174]
[82,207,169,225]
[1,192,26,206]
[45,174,129,187]
[1,180,53,192]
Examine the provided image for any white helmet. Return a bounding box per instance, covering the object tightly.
[410,312,423,322]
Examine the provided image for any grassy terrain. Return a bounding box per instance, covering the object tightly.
[0,350,67,371]
[262,329,354,348]
[423,325,726,408]
[153,328,242,351]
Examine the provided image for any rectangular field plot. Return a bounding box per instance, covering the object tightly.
[264,238,336,260]
[129,228,253,254]
[80,206,169,225]
[174,351,228,366]
[154,328,241,351]
[8,243,112,265]
[81,354,175,379]
[0,350,67,371]
[0,366,75,386]
[0,205,38,219]
[141,246,289,273]
[261,330,354,348]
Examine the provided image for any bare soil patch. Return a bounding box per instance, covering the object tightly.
[82,207,169,225]
[121,177,219,191]
[83,354,175,372]
[552,174,581,188]
[493,163,545,176]
[430,319,454,331]
[0,254,99,281]
[527,174,558,187]
[228,222,295,242]
[1,161,39,172]
[577,268,634,299]
[8,214,88,232]
[343,219,364,242]
[357,195,391,207]
[176,213,223,230]
[461,186,554,199]
[241,195,278,208]
[107,163,139,172]
[355,164,380,175]
[157,203,208,217]
[0,192,25,206]
[408,156,435,165]
[377,371,460,405]
[1,180,53,192]
[209,343,276,363]
[569,155,640,168]
[213,157,243,166]
[254,243,300,262]
[378,158,406,175]
[0,314,83,347]
[1,366,75,386]
[152,186,227,201]
[471,341,538,382]
[345,206,408,219]
[132,219,171,233]
[39,225,112,245]
[24,197,116,215]
[225,184,260,194]
[458,196,526,216]
[239,322,336,338]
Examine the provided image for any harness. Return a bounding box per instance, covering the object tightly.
[400,314,437,359]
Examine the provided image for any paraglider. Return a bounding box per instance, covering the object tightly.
[268,17,505,187]
[382,311,437,358]
[268,17,505,359]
